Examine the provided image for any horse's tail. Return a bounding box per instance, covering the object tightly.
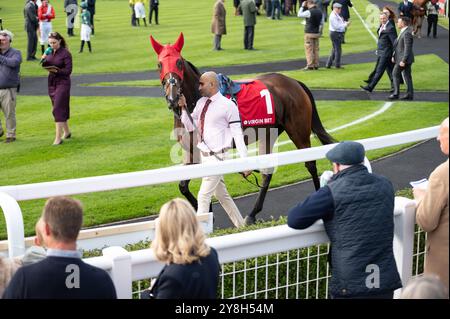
[297,81,337,145]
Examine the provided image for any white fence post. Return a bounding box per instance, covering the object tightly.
[0,192,25,257]
[102,246,132,299]
[393,197,416,298]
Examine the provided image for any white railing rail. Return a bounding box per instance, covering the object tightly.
[84,197,417,299]
[0,126,438,257]
[0,126,438,201]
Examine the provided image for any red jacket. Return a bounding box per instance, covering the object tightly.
[38,4,55,22]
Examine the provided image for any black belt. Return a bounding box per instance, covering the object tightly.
[201,148,229,157]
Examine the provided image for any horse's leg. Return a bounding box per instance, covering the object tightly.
[179,179,198,210]
[244,127,278,225]
[285,128,321,191]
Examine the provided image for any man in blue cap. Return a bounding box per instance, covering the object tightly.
[287,141,402,299]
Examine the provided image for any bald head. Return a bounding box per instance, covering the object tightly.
[438,117,449,155]
[199,71,219,98]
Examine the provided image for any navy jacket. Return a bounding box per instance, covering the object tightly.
[288,165,402,298]
[147,248,220,299]
[2,256,117,299]
[377,20,397,57]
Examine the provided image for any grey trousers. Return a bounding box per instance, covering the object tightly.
[26,26,38,59]
[214,34,222,50]
[393,63,414,97]
[0,88,17,138]
[326,31,343,67]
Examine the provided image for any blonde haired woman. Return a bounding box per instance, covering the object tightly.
[144,198,220,299]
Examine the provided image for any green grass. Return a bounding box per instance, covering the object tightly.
[438,16,449,29]
[82,54,449,91]
[0,97,447,238]
[2,0,381,77]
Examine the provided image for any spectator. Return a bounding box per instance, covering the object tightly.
[0,218,47,296]
[3,197,117,299]
[240,0,257,50]
[413,117,449,293]
[398,0,414,18]
[322,0,330,22]
[0,257,21,297]
[134,0,147,26]
[272,0,282,19]
[129,0,137,26]
[37,0,55,54]
[360,12,397,93]
[142,198,220,299]
[401,274,448,299]
[255,0,263,14]
[24,0,39,61]
[64,0,77,37]
[0,30,22,144]
[87,0,95,35]
[298,0,322,70]
[426,0,439,38]
[178,72,251,228]
[79,1,92,53]
[332,0,352,43]
[389,16,414,101]
[211,0,227,51]
[41,32,73,145]
[287,141,402,298]
[264,0,273,17]
[234,0,241,15]
[325,2,350,69]
[149,0,159,25]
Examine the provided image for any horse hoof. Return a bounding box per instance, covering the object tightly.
[244,216,256,225]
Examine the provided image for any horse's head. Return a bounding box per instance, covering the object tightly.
[150,33,185,118]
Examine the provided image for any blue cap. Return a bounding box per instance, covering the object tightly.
[326,141,365,165]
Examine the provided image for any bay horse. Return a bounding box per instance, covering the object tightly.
[150,33,336,225]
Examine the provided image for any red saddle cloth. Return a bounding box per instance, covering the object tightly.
[230,80,276,127]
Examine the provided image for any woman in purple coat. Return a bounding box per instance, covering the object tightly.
[42,32,72,145]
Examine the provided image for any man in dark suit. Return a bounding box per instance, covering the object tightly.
[149,0,159,25]
[23,0,39,61]
[3,197,117,299]
[398,0,414,18]
[361,12,397,93]
[389,16,414,100]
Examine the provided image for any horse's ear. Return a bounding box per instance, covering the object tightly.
[150,35,164,55]
[173,32,184,53]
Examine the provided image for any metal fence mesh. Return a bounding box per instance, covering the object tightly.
[132,225,426,299]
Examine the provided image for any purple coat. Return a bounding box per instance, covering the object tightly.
[43,47,72,122]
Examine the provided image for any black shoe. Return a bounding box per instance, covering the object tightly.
[27,57,38,61]
[64,133,72,139]
[325,65,331,69]
[388,94,399,100]
[302,66,314,71]
[363,79,370,83]
[5,137,16,143]
[360,85,372,93]
[53,140,64,146]
[400,95,413,100]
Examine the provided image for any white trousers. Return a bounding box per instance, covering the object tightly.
[39,22,52,45]
[197,152,245,228]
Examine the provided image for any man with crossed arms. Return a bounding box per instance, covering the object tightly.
[178,71,251,228]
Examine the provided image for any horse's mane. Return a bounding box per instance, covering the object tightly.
[184,59,201,78]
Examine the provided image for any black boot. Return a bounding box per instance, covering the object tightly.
[79,41,85,53]
[143,18,147,26]
[87,41,92,53]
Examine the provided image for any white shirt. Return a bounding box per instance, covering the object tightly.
[329,11,347,32]
[297,7,311,18]
[181,92,248,158]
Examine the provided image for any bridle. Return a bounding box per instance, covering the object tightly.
[162,72,183,119]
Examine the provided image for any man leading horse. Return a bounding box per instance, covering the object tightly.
[178,71,251,228]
